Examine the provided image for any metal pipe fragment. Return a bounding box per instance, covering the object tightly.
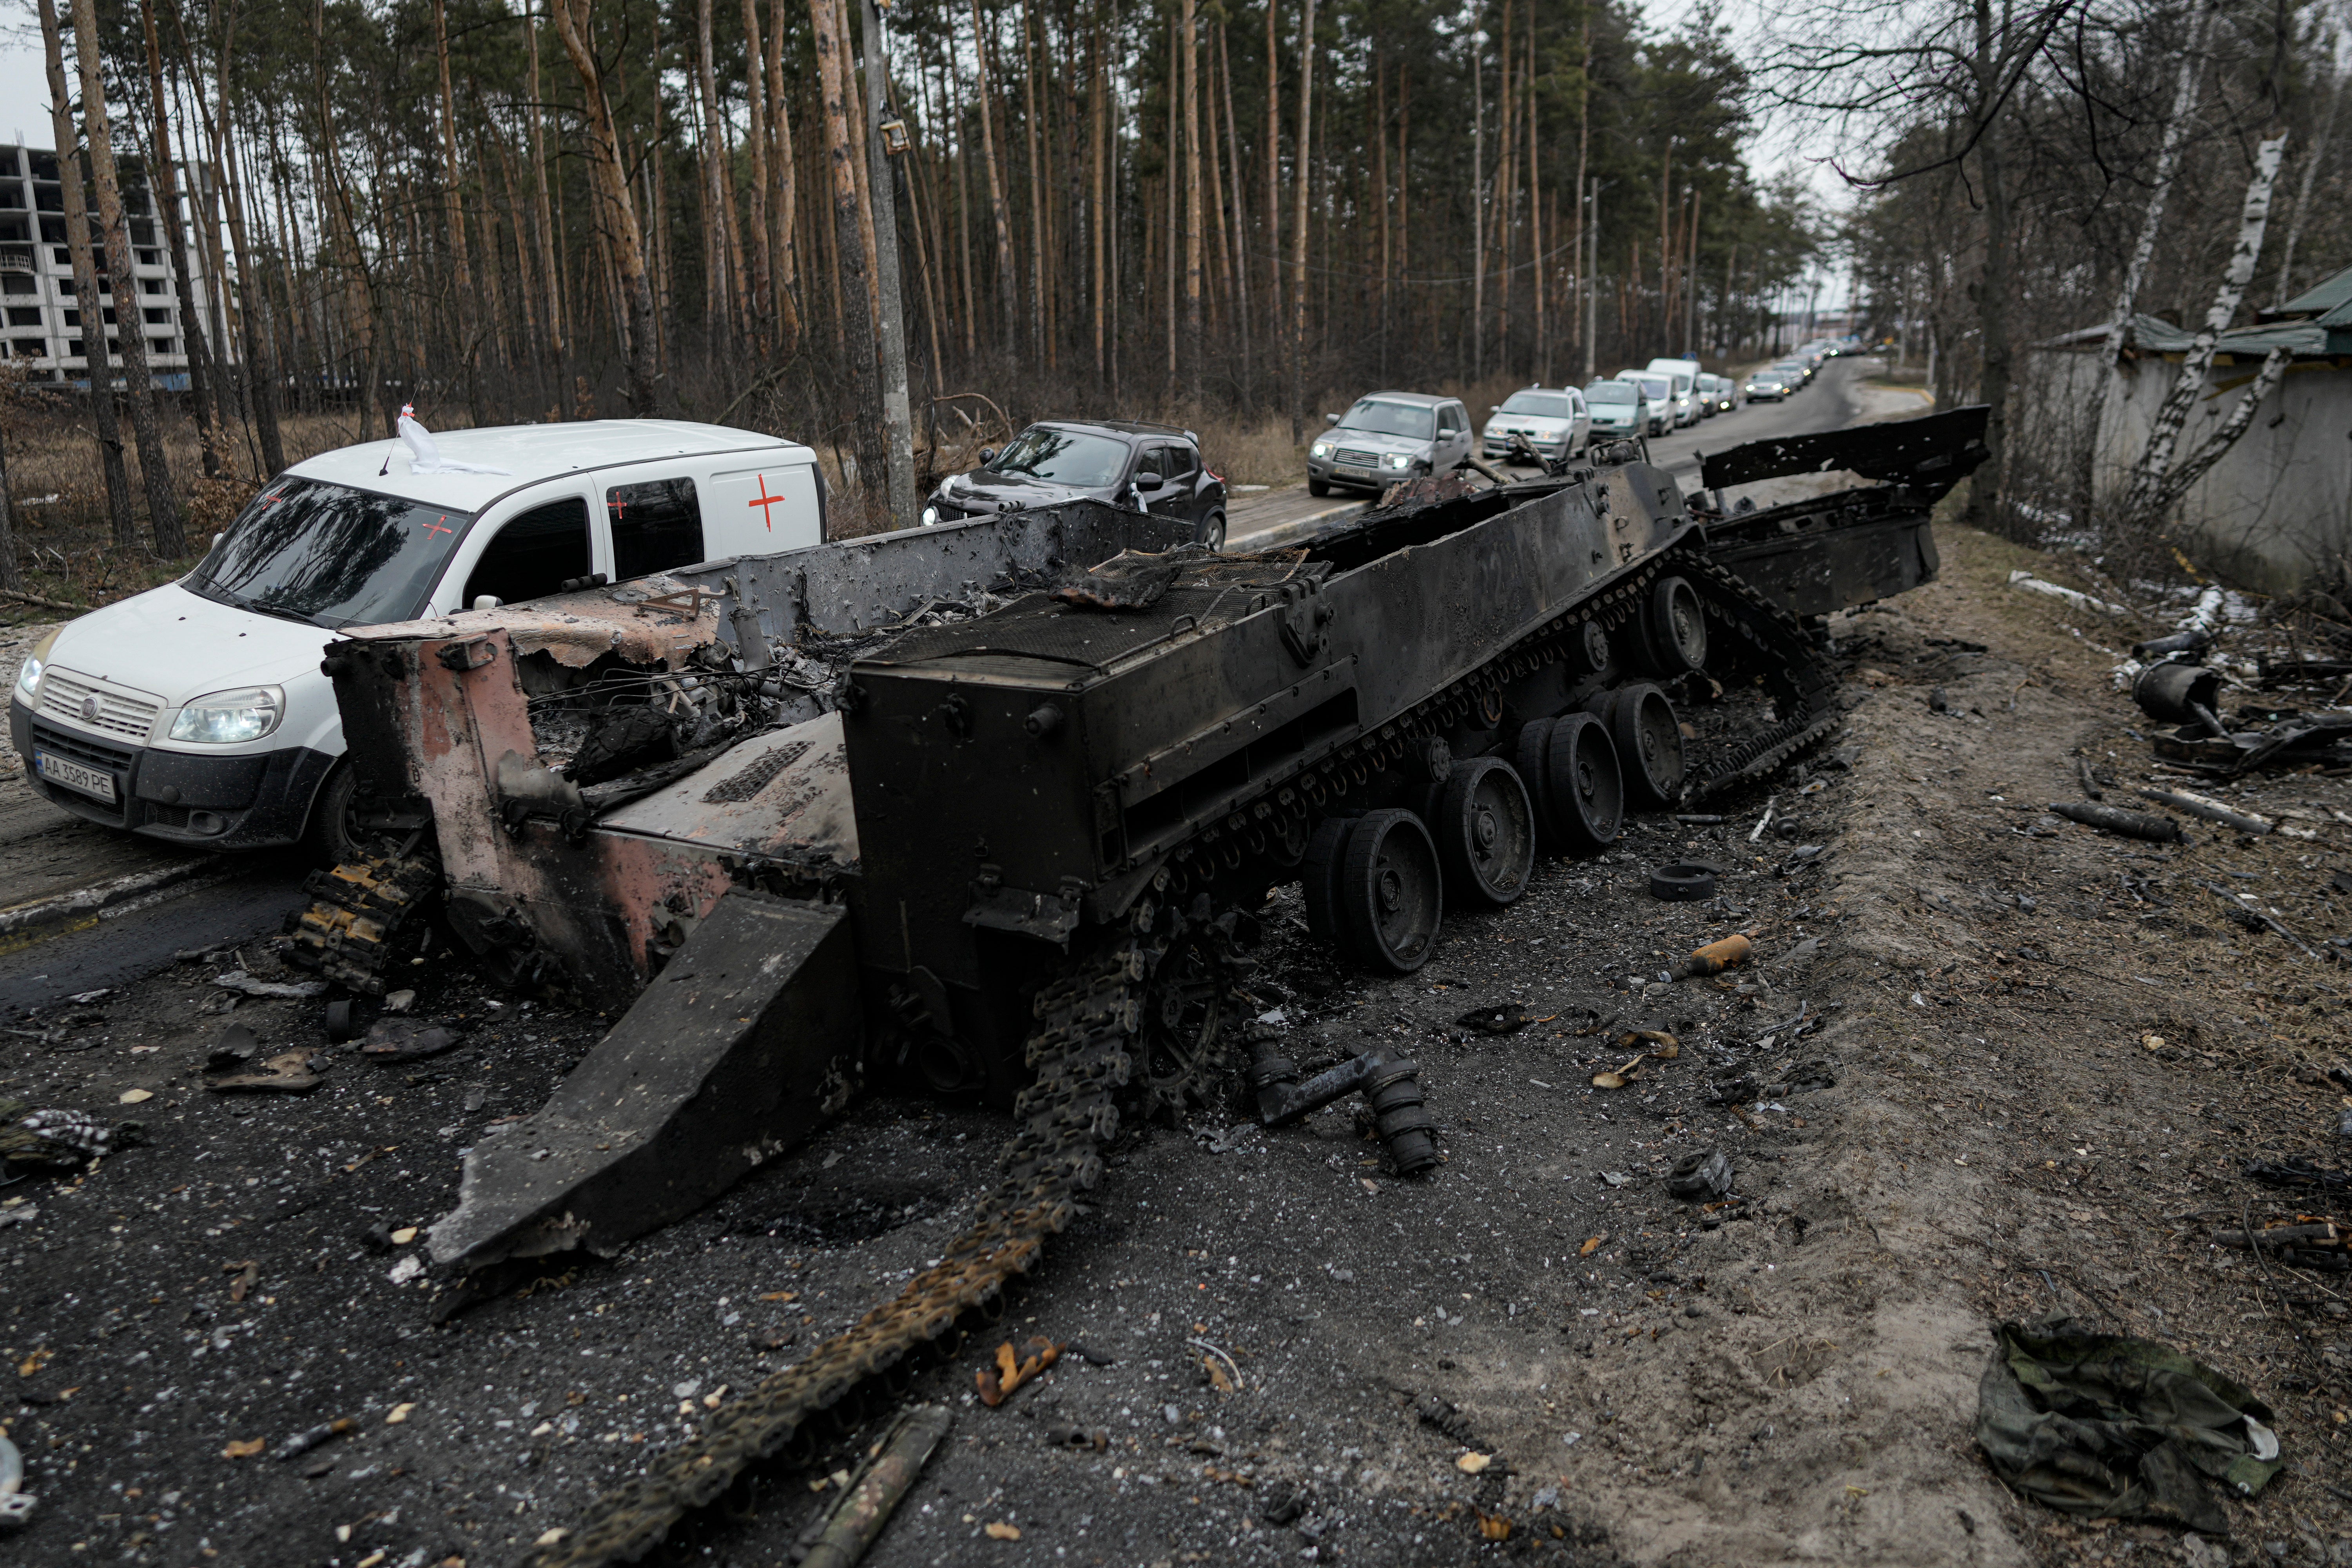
[2139,788,2271,835]
[792,1404,954,1568]
[2047,801,2185,843]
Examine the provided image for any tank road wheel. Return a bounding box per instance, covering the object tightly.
[1643,576,1708,676]
[1301,815,1358,944]
[1335,809,1444,974]
[1514,718,1563,845]
[1433,758,1536,907]
[1545,713,1625,854]
[1134,919,1240,1122]
[1598,682,1685,809]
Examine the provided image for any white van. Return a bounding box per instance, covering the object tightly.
[1643,357,1703,427]
[9,418,824,861]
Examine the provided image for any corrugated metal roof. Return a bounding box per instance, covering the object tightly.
[2274,261,2352,319]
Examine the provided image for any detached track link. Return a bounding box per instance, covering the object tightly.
[521,935,1167,1568]
[285,850,443,995]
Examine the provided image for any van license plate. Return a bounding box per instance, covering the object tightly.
[1337,464,1374,479]
[35,750,116,803]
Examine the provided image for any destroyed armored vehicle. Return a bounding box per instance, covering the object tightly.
[286,408,1985,1568]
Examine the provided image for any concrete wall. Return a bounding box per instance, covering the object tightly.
[2026,348,2352,593]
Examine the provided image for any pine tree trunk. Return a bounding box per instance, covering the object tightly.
[740,0,774,344]
[549,0,664,413]
[43,0,134,549]
[2120,132,2290,531]
[1288,0,1315,443]
[1180,0,1203,404]
[527,15,569,409]
[73,0,183,553]
[971,0,1017,355]
[812,0,884,510]
[141,0,220,479]
[767,0,805,354]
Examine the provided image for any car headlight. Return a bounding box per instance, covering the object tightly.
[12,628,57,705]
[1383,453,1413,470]
[169,685,285,744]
[1310,441,1332,458]
[920,505,939,526]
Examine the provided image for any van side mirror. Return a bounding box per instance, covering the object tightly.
[977,448,996,465]
[472,595,503,611]
[1324,413,1340,427]
[1134,472,1167,492]
[211,532,225,548]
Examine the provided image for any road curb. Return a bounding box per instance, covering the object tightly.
[0,855,227,954]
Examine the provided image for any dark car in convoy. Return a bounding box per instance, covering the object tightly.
[921,419,1229,549]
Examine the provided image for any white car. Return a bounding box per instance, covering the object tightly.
[1480,386,1591,464]
[10,418,825,861]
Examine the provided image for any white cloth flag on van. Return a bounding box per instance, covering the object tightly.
[395,404,511,475]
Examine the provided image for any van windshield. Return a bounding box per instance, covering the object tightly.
[187,476,475,629]
[1585,382,1637,405]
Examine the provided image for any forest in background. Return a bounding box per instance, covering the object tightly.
[0,0,1825,565]
[1828,0,2349,560]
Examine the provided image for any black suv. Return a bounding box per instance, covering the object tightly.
[921,420,1229,549]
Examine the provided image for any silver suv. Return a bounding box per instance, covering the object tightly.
[1307,392,1473,497]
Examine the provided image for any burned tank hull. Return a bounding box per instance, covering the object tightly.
[289,413,1984,1568]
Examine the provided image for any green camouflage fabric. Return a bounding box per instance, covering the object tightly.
[1976,1316,2285,1534]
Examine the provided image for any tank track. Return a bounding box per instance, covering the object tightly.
[283,850,444,996]
[521,903,1216,1568]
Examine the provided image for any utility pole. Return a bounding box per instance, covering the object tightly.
[860,0,918,529]
[1583,178,1605,382]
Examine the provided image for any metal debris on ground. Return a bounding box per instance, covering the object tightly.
[785,1404,954,1568]
[359,1019,460,1064]
[202,1050,324,1095]
[2048,801,2187,843]
[974,1338,1061,1407]
[2138,788,2274,836]
[1676,933,1752,978]
[210,970,329,1000]
[1,1103,141,1169]
[1667,1148,1733,1201]
[1647,861,1719,901]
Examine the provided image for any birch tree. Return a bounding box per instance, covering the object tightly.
[2073,0,2212,530]
[2118,132,2292,531]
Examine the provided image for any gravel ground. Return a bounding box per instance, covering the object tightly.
[4,522,2349,1568]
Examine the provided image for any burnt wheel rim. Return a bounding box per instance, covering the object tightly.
[1338,810,1443,972]
[1438,758,1535,905]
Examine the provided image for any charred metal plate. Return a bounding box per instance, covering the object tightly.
[428,890,861,1270]
[598,712,858,869]
[1708,516,1941,620]
[1699,406,1989,495]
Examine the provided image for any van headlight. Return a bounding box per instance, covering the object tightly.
[920,505,939,526]
[13,629,56,703]
[1383,453,1413,470]
[1310,441,1333,458]
[170,685,285,744]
